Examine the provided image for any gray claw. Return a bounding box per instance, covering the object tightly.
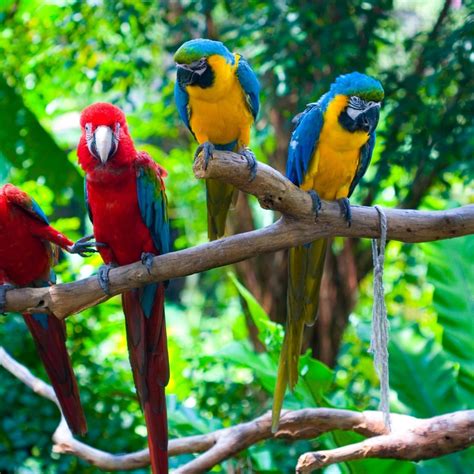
[0,284,15,314]
[239,147,257,182]
[308,190,322,219]
[338,198,352,227]
[194,142,215,170]
[98,264,114,295]
[141,252,155,274]
[70,235,106,257]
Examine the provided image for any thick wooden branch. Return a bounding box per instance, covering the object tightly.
[3,151,473,319]
[1,346,472,472]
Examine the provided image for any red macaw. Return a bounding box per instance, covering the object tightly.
[77,103,170,474]
[0,183,96,435]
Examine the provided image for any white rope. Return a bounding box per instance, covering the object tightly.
[369,205,391,431]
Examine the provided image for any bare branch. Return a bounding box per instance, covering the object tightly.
[296,411,474,473]
[3,151,473,319]
[1,346,472,472]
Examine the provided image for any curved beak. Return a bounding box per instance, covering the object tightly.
[94,126,114,164]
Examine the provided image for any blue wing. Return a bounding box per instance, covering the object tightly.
[286,103,324,187]
[174,81,192,133]
[136,155,170,256]
[135,154,171,318]
[236,55,260,120]
[348,132,376,197]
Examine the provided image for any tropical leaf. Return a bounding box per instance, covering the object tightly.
[422,236,474,403]
[0,76,82,196]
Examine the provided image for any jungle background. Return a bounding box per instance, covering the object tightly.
[0,0,473,472]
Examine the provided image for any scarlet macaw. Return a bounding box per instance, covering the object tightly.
[174,38,260,240]
[77,103,170,473]
[0,183,96,435]
[273,72,384,430]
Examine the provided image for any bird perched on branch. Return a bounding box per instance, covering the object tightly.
[174,38,260,240]
[0,183,97,435]
[77,103,170,473]
[273,72,384,430]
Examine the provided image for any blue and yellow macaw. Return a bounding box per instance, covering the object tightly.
[174,38,260,240]
[272,72,384,430]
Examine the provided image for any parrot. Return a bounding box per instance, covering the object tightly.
[77,103,170,474]
[272,72,384,430]
[174,38,260,240]
[0,183,97,435]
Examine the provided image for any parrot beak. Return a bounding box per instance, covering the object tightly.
[87,125,119,164]
[94,126,114,164]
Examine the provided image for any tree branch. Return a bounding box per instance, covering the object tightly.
[3,151,474,319]
[1,346,472,472]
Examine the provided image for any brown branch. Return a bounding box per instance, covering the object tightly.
[296,411,474,473]
[3,151,474,319]
[1,346,472,472]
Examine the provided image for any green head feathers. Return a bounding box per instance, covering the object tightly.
[174,39,234,64]
[330,72,384,102]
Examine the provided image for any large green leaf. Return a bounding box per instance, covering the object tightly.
[423,236,474,402]
[0,76,82,196]
[390,327,461,418]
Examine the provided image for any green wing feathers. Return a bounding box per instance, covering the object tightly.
[206,179,235,241]
[272,238,328,431]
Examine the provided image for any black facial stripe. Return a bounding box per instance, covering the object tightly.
[89,133,99,160]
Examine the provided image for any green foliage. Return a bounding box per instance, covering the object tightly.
[0,0,472,472]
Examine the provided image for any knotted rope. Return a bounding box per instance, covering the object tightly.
[369,205,391,431]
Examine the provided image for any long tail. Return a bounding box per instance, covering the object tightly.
[272,238,328,431]
[23,313,87,435]
[123,283,169,474]
[206,178,235,241]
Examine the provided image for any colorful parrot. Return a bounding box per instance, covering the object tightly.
[174,38,260,240]
[0,183,97,435]
[272,72,384,430]
[77,103,170,474]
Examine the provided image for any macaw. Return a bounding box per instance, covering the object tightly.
[174,38,260,240]
[77,103,170,474]
[272,72,384,430]
[0,183,97,435]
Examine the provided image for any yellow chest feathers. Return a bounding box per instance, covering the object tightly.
[187,54,253,146]
[301,95,371,200]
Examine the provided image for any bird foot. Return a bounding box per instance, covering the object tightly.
[194,142,215,170]
[338,198,352,227]
[308,190,322,219]
[68,235,106,257]
[0,284,16,314]
[97,263,117,295]
[238,147,258,182]
[141,252,156,275]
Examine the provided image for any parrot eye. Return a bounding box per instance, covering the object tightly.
[85,123,93,140]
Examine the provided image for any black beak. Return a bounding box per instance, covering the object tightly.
[361,105,380,133]
[176,59,209,87]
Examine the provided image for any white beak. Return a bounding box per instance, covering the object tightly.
[94,126,113,164]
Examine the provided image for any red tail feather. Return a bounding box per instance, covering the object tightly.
[123,284,169,473]
[23,313,87,435]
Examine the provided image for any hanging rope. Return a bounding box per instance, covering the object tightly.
[369,205,391,431]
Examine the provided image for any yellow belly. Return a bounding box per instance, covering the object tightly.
[301,94,370,200]
[187,54,253,147]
